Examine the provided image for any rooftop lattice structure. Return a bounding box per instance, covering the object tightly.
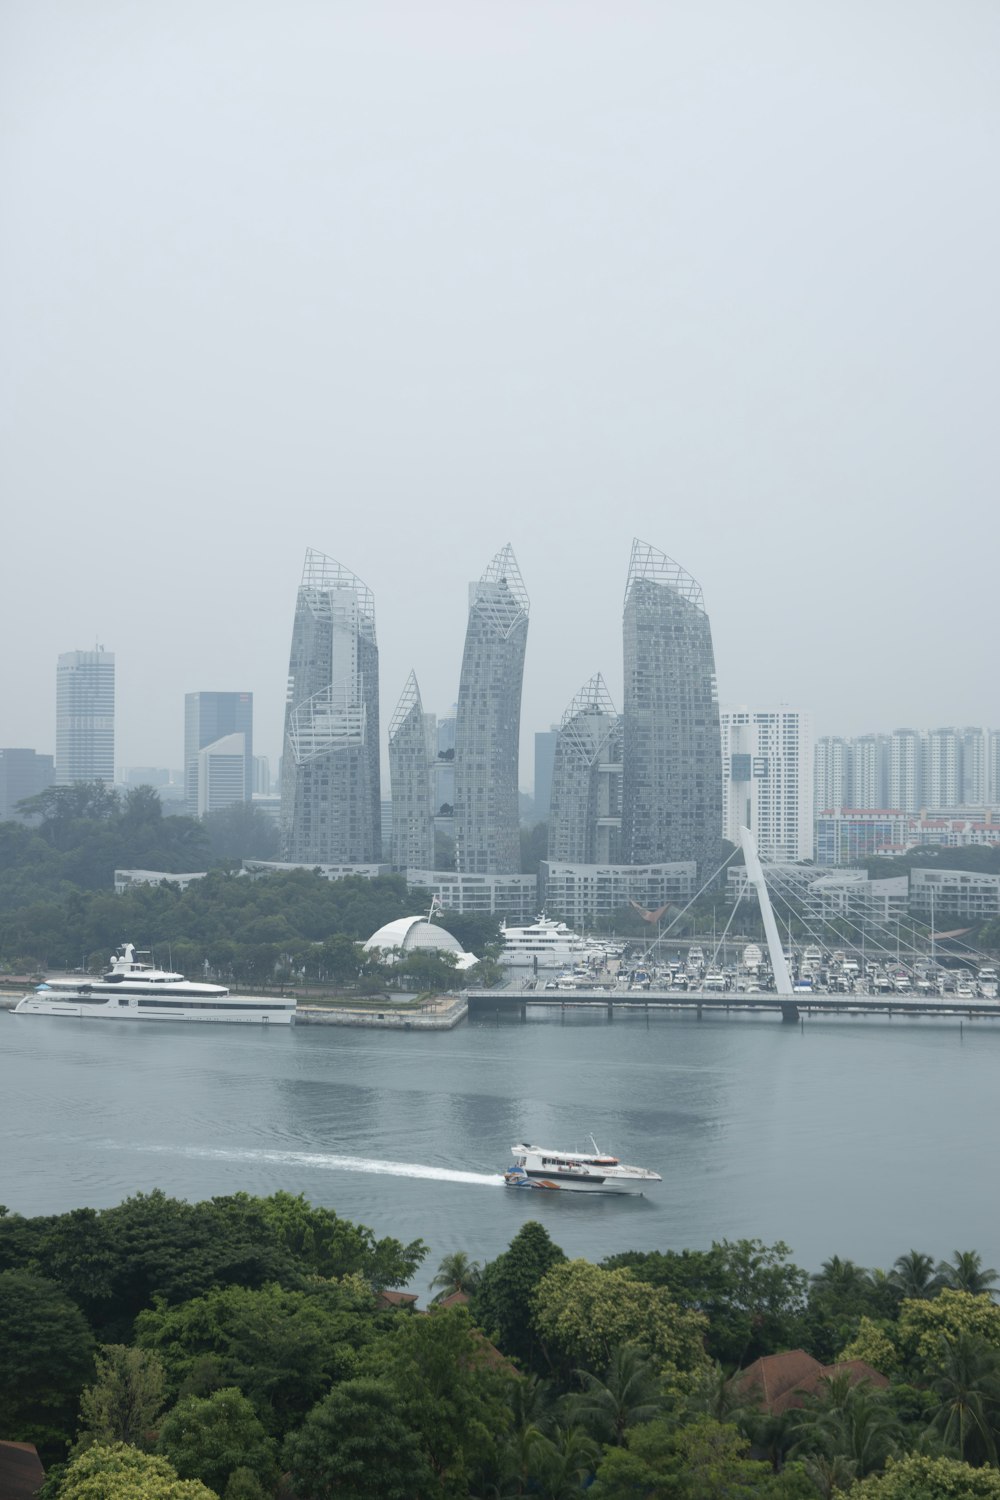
[625,538,704,611]
[472,543,529,640]
[300,547,377,643]
[559,673,620,765]
[389,670,423,741]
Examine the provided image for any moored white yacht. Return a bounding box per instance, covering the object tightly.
[504,1141,661,1193]
[14,944,296,1025]
[500,915,595,970]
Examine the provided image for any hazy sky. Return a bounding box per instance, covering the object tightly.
[3,1,999,782]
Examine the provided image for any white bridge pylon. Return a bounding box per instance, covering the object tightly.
[739,826,794,998]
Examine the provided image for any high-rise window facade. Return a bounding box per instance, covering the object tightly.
[388,671,436,872]
[721,706,813,862]
[620,540,722,881]
[281,549,381,864]
[548,674,622,865]
[454,544,529,875]
[184,692,253,814]
[56,649,115,785]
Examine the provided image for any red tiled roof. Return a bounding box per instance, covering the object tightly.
[734,1352,889,1416]
[0,1440,46,1500]
[436,1289,471,1308]
[375,1289,419,1310]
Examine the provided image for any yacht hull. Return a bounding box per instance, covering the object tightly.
[14,997,294,1024]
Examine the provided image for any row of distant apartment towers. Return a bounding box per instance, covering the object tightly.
[282,541,724,884]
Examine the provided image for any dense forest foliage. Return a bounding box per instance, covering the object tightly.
[2,1192,1000,1497]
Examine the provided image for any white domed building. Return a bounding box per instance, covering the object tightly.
[363,916,479,972]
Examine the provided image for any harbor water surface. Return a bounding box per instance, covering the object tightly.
[2,1008,997,1280]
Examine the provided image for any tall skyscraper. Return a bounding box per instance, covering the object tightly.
[620,540,722,881]
[184,692,253,814]
[453,544,529,875]
[388,671,436,872]
[814,736,852,812]
[852,734,889,809]
[720,706,813,862]
[281,548,381,864]
[962,728,988,804]
[888,729,924,813]
[925,727,962,807]
[548,675,622,864]
[56,648,115,785]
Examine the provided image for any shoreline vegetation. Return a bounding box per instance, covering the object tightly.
[2,1192,1000,1498]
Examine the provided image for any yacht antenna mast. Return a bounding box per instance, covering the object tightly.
[739,826,793,997]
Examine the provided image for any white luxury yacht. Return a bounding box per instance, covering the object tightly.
[500,915,595,969]
[14,944,296,1025]
[504,1141,661,1193]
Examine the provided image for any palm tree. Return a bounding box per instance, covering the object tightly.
[524,1424,601,1500]
[685,1359,754,1431]
[788,1372,900,1479]
[429,1249,482,1302]
[562,1344,664,1445]
[925,1331,1000,1467]
[935,1251,1000,1299]
[811,1256,869,1293]
[890,1249,939,1299]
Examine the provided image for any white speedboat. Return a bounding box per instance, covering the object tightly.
[500,915,595,970]
[503,1140,661,1193]
[13,943,296,1025]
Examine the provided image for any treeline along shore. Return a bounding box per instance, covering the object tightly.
[3,1190,1000,1498]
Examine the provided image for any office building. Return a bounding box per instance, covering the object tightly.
[721,707,813,862]
[388,671,436,872]
[548,675,622,865]
[453,544,529,877]
[280,548,381,864]
[620,539,722,882]
[0,749,54,820]
[55,648,115,784]
[184,692,253,814]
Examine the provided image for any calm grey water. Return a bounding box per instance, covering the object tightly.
[2,1009,998,1284]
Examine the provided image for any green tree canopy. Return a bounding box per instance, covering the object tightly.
[361,1306,515,1497]
[0,1268,95,1459]
[473,1220,566,1372]
[136,1279,374,1437]
[156,1386,278,1495]
[77,1343,167,1449]
[283,1376,435,1500]
[531,1260,709,1379]
[56,1441,219,1499]
[847,1452,1000,1498]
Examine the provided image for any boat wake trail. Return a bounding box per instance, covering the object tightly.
[104,1141,505,1187]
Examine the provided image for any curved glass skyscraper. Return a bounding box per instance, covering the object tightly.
[548,674,622,865]
[621,539,722,881]
[454,544,529,875]
[281,548,381,864]
[388,670,436,872]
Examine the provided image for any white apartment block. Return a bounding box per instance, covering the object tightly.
[721,707,813,861]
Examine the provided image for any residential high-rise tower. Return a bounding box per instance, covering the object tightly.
[388,671,436,872]
[720,706,813,862]
[56,648,115,785]
[548,674,622,865]
[453,544,529,875]
[620,540,722,881]
[281,549,381,864]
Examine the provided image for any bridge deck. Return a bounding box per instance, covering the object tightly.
[467,988,1000,1021]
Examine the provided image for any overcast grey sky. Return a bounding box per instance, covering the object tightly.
[3,1,998,781]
